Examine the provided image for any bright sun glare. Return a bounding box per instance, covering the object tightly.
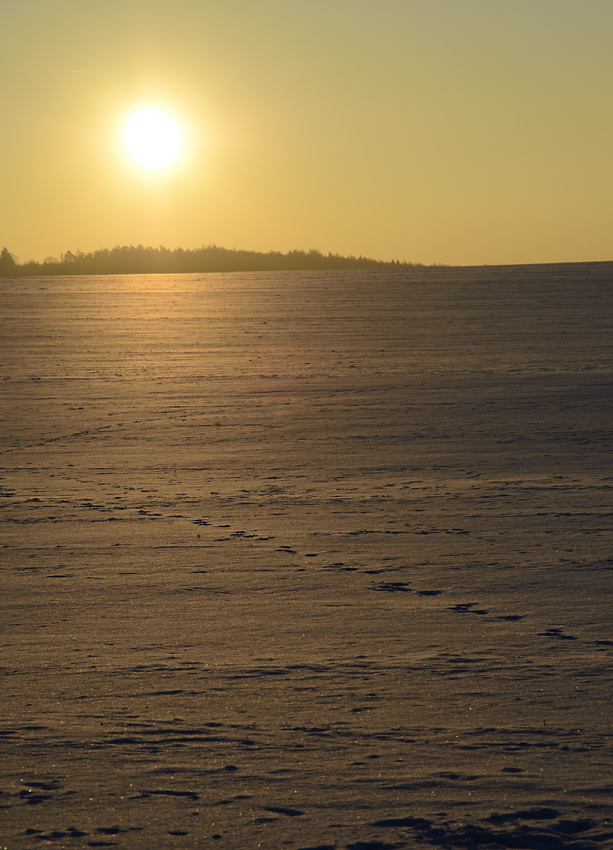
[124,107,183,169]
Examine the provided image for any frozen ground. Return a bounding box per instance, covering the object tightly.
[1,264,612,849]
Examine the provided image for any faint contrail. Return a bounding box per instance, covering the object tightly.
[60,69,106,75]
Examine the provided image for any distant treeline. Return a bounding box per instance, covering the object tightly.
[0,244,418,276]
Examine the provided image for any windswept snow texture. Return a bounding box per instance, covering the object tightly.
[1,264,612,849]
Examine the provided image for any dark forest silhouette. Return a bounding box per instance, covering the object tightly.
[0,244,419,276]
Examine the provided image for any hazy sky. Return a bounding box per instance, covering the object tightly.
[2,0,612,266]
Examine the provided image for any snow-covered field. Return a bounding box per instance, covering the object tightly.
[1,264,612,849]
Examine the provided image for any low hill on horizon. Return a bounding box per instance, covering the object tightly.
[0,244,419,276]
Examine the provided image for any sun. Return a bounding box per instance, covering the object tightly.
[124,107,183,169]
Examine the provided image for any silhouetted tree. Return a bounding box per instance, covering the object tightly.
[0,247,17,275]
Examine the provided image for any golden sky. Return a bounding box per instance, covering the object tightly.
[1,0,612,266]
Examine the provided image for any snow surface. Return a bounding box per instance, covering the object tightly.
[1,265,612,849]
